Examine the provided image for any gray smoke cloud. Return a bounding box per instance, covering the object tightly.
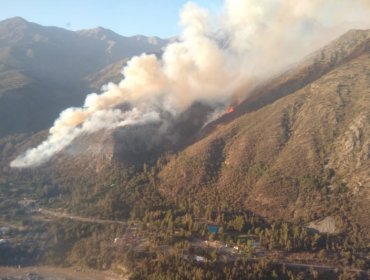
[11,0,370,168]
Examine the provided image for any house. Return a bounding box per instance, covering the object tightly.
[0,227,10,235]
[195,256,207,262]
[0,239,9,245]
[207,224,219,234]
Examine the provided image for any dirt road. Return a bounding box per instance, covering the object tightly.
[38,208,127,225]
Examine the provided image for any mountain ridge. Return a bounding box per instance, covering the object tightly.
[203,29,370,135]
[0,17,169,138]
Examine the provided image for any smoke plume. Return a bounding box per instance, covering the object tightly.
[11,0,370,168]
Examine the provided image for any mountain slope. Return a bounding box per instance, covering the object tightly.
[0,17,168,137]
[5,29,370,240]
[158,30,370,238]
[208,29,370,130]
[0,17,167,83]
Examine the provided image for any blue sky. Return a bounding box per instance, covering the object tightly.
[0,0,223,38]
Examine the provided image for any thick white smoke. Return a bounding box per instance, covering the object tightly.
[11,0,370,168]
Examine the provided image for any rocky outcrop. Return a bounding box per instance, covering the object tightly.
[308,216,338,234]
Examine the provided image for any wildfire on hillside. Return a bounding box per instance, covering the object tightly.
[226,106,235,114]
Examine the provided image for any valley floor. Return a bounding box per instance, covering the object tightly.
[36,208,370,278]
[0,178,369,279]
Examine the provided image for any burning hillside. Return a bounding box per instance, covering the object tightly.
[11,0,370,168]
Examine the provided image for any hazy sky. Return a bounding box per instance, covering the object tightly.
[0,0,223,38]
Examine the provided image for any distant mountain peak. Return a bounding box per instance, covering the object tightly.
[77,26,121,41]
[0,17,41,44]
[87,26,115,35]
[0,16,31,29]
[133,35,161,45]
[1,16,28,24]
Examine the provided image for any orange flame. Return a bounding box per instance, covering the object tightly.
[226,106,234,114]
